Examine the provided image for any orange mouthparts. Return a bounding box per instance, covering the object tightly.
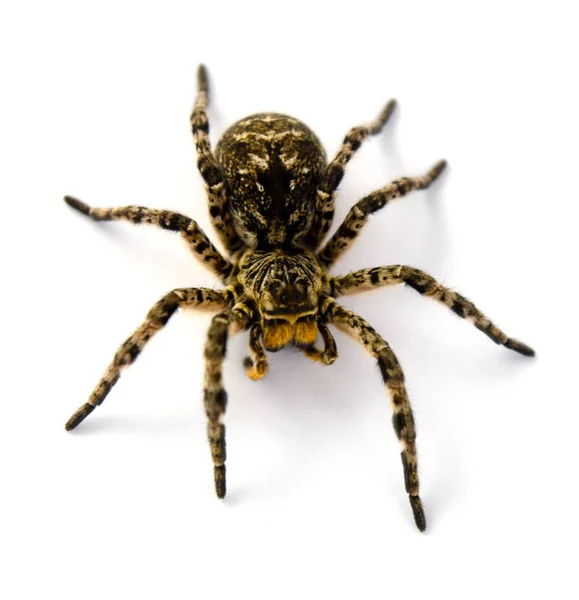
[262,319,318,351]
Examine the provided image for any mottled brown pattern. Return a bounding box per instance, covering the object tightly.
[304,99,396,249]
[191,66,242,254]
[63,65,534,531]
[216,113,326,249]
[317,160,447,268]
[64,196,231,277]
[333,265,535,355]
[302,322,338,365]
[327,301,425,530]
[243,323,269,380]
[65,288,227,431]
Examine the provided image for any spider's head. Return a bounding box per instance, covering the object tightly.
[260,278,319,352]
[239,248,321,351]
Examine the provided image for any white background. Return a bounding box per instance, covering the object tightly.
[1,1,577,598]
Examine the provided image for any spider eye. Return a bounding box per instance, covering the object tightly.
[270,282,281,295]
[280,293,288,303]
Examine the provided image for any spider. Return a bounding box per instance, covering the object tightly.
[64,65,534,531]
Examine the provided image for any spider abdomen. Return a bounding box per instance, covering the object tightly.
[215,113,326,249]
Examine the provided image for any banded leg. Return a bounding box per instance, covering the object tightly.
[304,100,397,249]
[302,322,338,365]
[333,266,535,356]
[326,301,426,531]
[204,303,253,497]
[191,65,242,254]
[64,197,231,278]
[243,323,269,381]
[65,288,227,431]
[204,311,231,498]
[317,160,447,268]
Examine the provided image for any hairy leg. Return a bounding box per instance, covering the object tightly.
[333,265,534,356]
[326,301,426,531]
[191,65,242,254]
[317,160,446,268]
[64,196,231,278]
[65,288,227,431]
[243,323,269,380]
[204,304,253,497]
[302,322,338,365]
[304,100,396,249]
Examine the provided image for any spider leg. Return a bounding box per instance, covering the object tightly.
[65,288,228,431]
[243,323,269,380]
[302,322,338,365]
[325,301,426,531]
[317,160,446,268]
[64,197,231,278]
[204,303,253,497]
[332,266,535,356]
[191,65,243,254]
[304,100,397,249]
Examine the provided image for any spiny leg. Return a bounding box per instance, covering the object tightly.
[326,301,426,531]
[317,160,447,268]
[191,65,242,254]
[65,288,227,431]
[204,304,252,497]
[64,197,231,278]
[304,100,397,249]
[332,266,534,356]
[243,323,269,381]
[302,322,338,365]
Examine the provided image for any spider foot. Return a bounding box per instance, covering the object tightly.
[197,64,209,91]
[214,465,226,498]
[428,159,447,182]
[409,495,426,532]
[302,345,337,366]
[372,99,397,134]
[504,338,535,357]
[243,356,268,380]
[64,195,91,215]
[65,402,95,431]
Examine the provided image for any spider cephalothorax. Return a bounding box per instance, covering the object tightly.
[64,65,534,531]
[236,248,323,351]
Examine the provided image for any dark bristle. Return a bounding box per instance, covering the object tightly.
[64,195,91,215]
[410,496,426,532]
[431,159,448,180]
[197,64,209,92]
[505,339,536,357]
[381,98,397,122]
[65,403,95,431]
[214,465,226,499]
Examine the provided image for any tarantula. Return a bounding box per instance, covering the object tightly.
[64,65,534,531]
